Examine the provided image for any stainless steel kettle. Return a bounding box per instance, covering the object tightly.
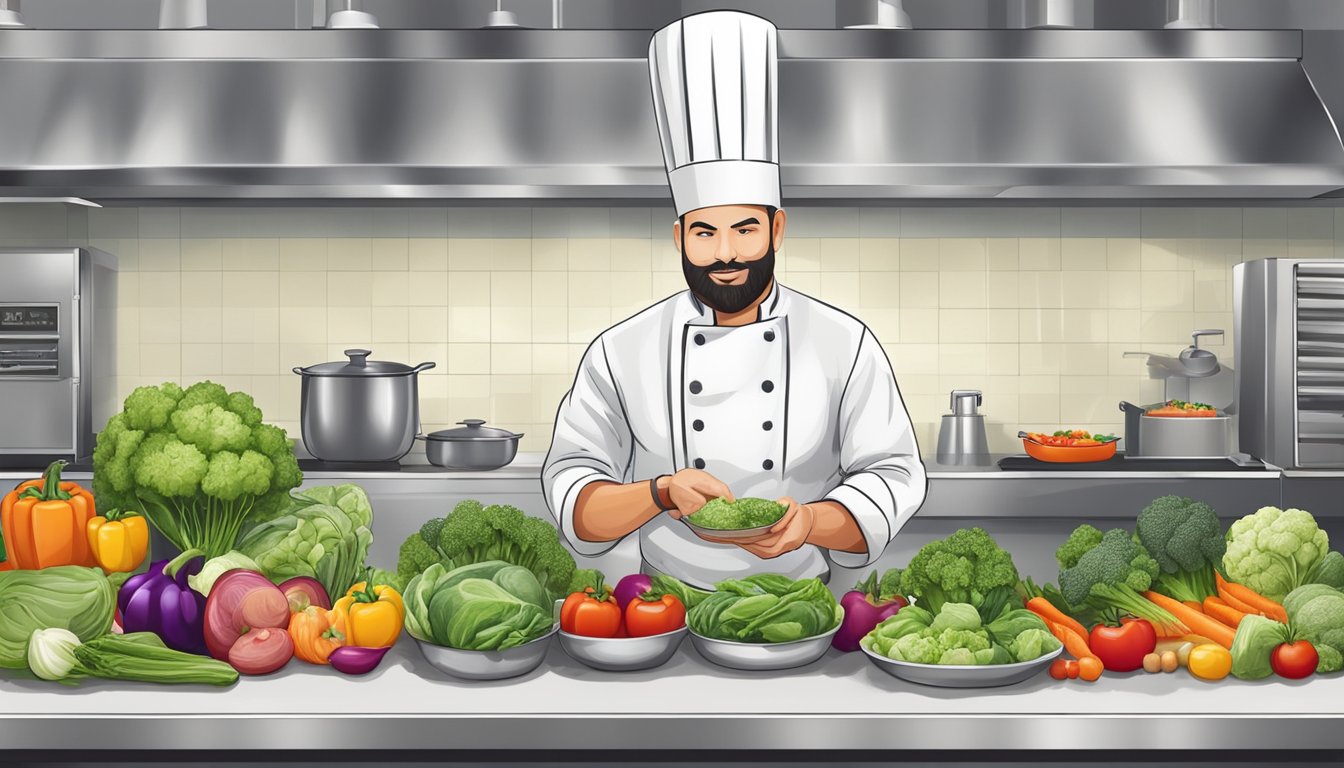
[936,390,991,465]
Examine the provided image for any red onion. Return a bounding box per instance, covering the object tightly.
[612,574,653,611]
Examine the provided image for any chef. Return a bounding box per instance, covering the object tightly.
[542,10,927,589]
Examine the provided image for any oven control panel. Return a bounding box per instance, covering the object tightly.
[0,303,60,376]
[0,305,58,332]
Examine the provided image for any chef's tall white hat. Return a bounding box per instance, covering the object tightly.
[648,11,780,218]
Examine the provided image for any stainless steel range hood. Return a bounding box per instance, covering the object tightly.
[0,29,1341,202]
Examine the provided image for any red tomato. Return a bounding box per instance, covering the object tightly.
[1088,618,1157,672]
[624,594,686,637]
[1271,640,1318,680]
[560,588,622,638]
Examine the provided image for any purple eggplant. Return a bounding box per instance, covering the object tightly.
[832,570,908,653]
[612,573,653,611]
[118,549,208,655]
[328,645,391,676]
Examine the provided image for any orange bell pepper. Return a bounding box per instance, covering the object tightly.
[0,460,97,571]
[86,508,150,573]
[288,605,347,665]
[334,574,404,649]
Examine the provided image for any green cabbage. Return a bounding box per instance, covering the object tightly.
[236,484,374,601]
[929,603,981,633]
[0,566,116,669]
[861,599,1059,665]
[687,574,841,644]
[403,560,554,651]
[1229,614,1290,680]
[1284,583,1344,673]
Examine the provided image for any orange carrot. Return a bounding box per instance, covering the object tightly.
[1045,618,1096,661]
[1026,597,1088,640]
[1182,600,1205,613]
[1216,584,1262,617]
[1143,591,1236,649]
[1215,572,1287,623]
[1153,620,1193,639]
[1202,596,1248,628]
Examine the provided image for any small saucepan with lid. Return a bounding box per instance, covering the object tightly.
[419,419,524,470]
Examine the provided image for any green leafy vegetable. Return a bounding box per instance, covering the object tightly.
[860,601,1058,665]
[1057,525,1180,631]
[1223,506,1329,603]
[1307,551,1344,591]
[0,566,115,669]
[1134,495,1226,603]
[236,484,374,601]
[92,381,303,559]
[687,574,840,643]
[187,550,262,597]
[403,561,554,651]
[396,500,577,601]
[686,497,787,530]
[649,574,713,609]
[1283,583,1344,673]
[1229,614,1291,680]
[899,527,1021,616]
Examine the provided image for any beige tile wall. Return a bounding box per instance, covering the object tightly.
[8,204,1344,455]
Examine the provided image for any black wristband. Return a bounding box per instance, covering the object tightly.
[649,475,673,511]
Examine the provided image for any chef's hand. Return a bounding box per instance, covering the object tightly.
[724,497,815,560]
[662,469,735,521]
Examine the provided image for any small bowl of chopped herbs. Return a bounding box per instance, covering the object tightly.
[683,497,788,541]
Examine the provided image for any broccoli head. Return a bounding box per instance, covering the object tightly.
[397,533,442,586]
[92,379,303,559]
[1058,526,1179,631]
[395,500,578,600]
[1134,495,1226,603]
[1056,524,1104,570]
[877,568,904,600]
[899,527,1020,615]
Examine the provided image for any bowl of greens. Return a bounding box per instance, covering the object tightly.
[858,602,1063,688]
[403,560,561,681]
[685,574,843,671]
[683,497,788,541]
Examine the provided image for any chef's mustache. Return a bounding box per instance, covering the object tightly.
[682,245,776,315]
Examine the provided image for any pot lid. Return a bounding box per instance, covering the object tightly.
[294,349,436,377]
[425,419,523,441]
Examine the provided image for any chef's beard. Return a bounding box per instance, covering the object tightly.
[682,244,776,315]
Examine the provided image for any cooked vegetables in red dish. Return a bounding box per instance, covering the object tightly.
[1025,430,1119,447]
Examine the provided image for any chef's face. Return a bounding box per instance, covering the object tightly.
[674,204,787,314]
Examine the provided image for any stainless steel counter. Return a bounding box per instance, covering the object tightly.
[1,639,1342,752]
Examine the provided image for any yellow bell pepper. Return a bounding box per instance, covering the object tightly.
[334,575,404,649]
[85,508,149,574]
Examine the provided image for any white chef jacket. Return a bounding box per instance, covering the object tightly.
[542,281,927,589]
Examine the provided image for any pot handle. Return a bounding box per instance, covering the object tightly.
[292,367,305,375]
[412,362,437,373]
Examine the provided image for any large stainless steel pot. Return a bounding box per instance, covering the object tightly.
[294,349,436,463]
[419,419,523,470]
[1119,401,1230,459]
